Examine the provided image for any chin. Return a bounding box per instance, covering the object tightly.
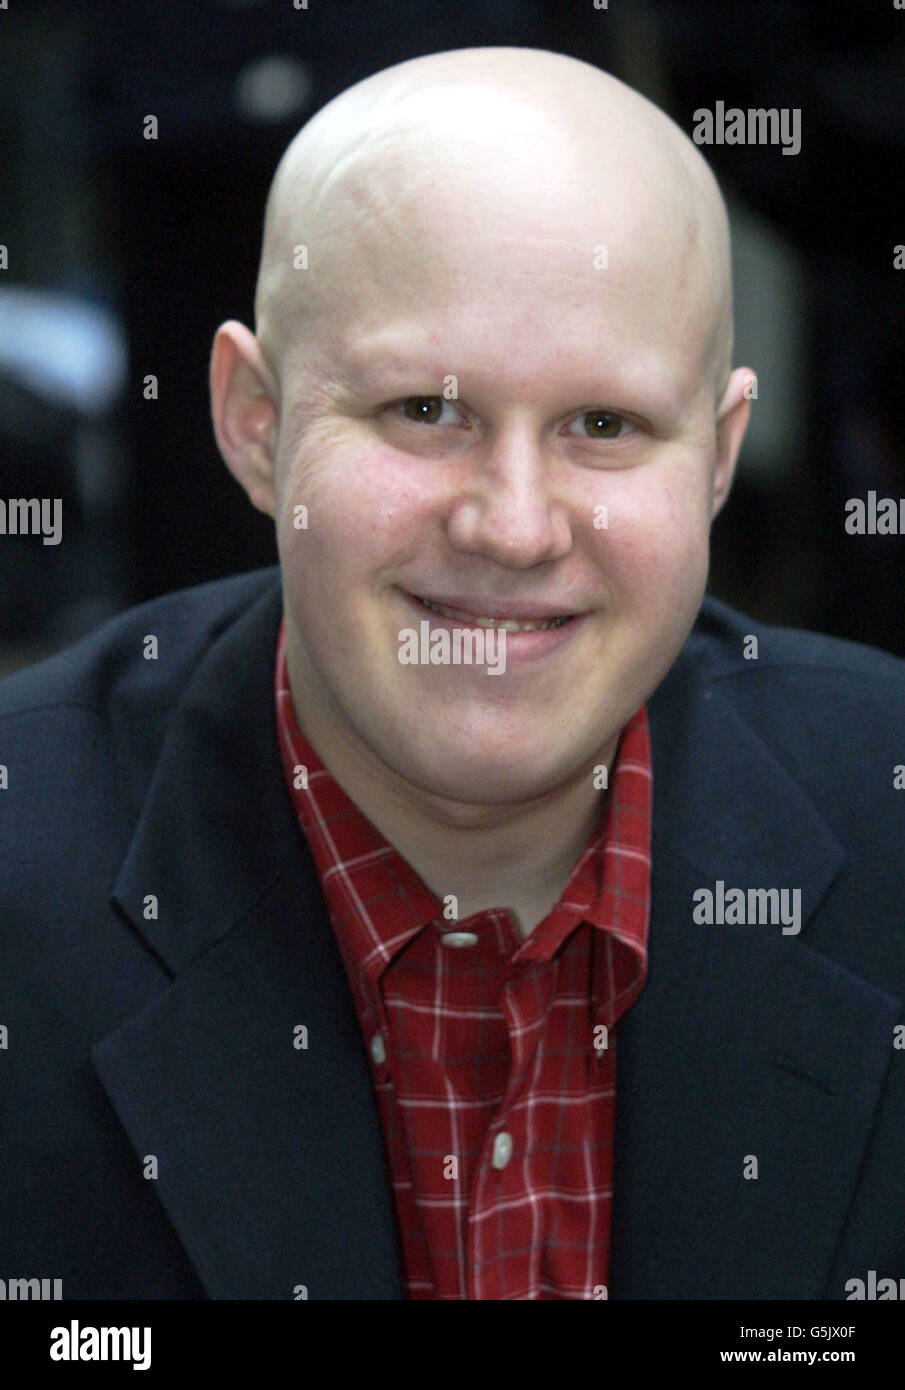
[396,742,581,808]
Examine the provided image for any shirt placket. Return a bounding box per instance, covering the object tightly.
[467,954,558,1299]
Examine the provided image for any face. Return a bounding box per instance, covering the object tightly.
[264,132,736,808]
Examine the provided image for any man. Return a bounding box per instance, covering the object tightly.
[1,46,904,1301]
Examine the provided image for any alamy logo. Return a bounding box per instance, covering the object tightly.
[845,1270,905,1300]
[0,1275,62,1299]
[397,619,507,675]
[844,492,905,534]
[692,102,801,156]
[50,1320,151,1371]
[0,497,62,546]
[692,880,801,935]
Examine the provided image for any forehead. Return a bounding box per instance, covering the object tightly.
[314,228,709,415]
[287,115,715,405]
[333,320,696,430]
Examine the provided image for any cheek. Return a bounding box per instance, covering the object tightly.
[591,464,712,610]
[275,436,433,596]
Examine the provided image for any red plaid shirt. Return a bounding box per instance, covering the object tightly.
[275,619,652,1299]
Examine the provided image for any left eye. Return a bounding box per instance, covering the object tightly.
[565,410,630,439]
[397,396,460,425]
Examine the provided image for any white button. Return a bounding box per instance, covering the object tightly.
[440,931,479,948]
[491,1131,513,1170]
[369,1032,386,1066]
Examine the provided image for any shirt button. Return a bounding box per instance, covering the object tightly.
[440,931,479,947]
[369,1032,386,1066]
[491,1131,513,1170]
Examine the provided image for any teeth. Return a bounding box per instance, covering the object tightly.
[418,597,571,631]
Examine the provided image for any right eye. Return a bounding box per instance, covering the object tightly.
[393,396,461,426]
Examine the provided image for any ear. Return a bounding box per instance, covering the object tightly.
[711,366,755,520]
[209,320,280,518]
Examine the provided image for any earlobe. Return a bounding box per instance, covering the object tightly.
[711,366,755,519]
[209,320,280,518]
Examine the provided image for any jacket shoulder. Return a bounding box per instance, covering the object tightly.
[676,595,905,802]
[691,593,905,690]
[0,565,280,722]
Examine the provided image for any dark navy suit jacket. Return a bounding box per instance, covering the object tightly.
[2,566,904,1299]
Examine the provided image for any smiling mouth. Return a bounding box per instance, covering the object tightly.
[412,594,576,632]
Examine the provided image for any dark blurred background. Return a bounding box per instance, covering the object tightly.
[1,0,903,673]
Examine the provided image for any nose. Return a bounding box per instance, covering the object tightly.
[445,424,573,569]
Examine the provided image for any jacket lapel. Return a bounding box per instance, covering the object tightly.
[91,579,405,1299]
[610,652,901,1297]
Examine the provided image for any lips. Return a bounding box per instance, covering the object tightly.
[411,593,577,632]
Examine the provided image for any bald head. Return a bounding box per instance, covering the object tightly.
[253,46,733,402]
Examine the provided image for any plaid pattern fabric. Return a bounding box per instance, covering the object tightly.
[275,618,652,1298]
